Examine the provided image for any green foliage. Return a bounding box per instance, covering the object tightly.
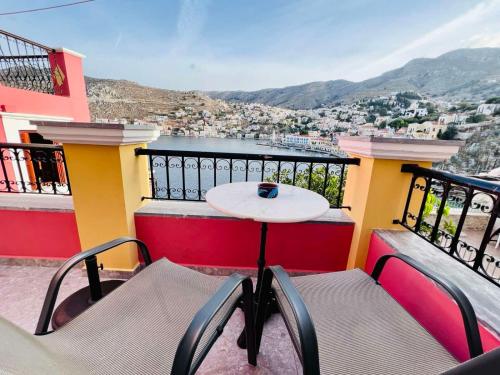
[267,166,343,206]
[421,193,456,236]
[365,114,376,123]
[367,99,391,115]
[397,91,422,100]
[395,95,411,108]
[485,97,500,104]
[450,102,477,112]
[466,114,487,123]
[438,124,458,140]
[425,102,437,114]
[388,118,411,129]
[378,121,387,129]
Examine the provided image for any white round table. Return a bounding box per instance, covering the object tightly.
[206,182,329,294]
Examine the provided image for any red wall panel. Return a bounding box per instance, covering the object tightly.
[0,209,80,259]
[135,214,354,273]
[366,233,500,362]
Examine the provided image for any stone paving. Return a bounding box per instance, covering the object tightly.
[0,264,301,374]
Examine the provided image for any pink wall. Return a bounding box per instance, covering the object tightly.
[365,233,500,362]
[0,51,90,122]
[135,214,354,273]
[0,209,80,259]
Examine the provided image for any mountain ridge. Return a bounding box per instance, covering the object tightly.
[207,48,500,109]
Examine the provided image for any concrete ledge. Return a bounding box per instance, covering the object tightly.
[374,229,500,336]
[136,200,354,224]
[338,136,464,162]
[34,121,161,146]
[0,194,74,212]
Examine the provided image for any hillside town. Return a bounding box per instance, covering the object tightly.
[95,91,500,173]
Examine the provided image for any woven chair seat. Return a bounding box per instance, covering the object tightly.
[0,258,234,375]
[275,269,459,375]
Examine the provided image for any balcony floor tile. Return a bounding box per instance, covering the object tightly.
[0,264,300,374]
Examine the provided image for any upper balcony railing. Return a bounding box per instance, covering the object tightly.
[0,30,57,95]
[397,164,500,286]
[135,148,360,208]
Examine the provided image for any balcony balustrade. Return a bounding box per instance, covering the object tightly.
[0,30,58,95]
[0,142,71,195]
[135,147,360,208]
[397,164,500,285]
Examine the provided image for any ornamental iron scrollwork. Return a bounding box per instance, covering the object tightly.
[399,164,500,287]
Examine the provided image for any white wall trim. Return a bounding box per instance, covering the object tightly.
[37,124,161,146]
[0,112,73,122]
[338,137,461,162]
[54,48,86,59]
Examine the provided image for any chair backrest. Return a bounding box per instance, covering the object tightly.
[0,317,80,374]
[443,346,500,375]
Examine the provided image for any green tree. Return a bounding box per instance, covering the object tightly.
[466,114,487,123]
[438,124,458,140]
[388,118,410,129]
[267,166,343,206]
[365,114,376,123]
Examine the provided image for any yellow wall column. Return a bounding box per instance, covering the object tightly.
[36,122,160,271]
[338,137,463,269]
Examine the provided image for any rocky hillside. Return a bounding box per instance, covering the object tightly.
[208,48,500,109]
[85,77,228,121]
[437,123,500,174]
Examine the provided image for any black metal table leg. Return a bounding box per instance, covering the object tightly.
[255,222,268,302]
[238,222,269,348]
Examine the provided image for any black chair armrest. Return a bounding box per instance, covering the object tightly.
[269,266,320,375]
[443,347,500,375]
[171,274,256,374]
[35,237,152,335]
[371,253,483,358]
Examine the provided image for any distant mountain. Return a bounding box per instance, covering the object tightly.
[85,77,227,121]
[207,48,500,109]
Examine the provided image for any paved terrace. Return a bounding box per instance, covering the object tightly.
[0,263,301,374]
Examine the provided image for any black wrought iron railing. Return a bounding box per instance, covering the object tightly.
[397,164,500,285]
[0,143,71,195]
[0,29,57,94]
[135,148,360,208]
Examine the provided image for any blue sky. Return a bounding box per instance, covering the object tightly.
[2,0,500,91]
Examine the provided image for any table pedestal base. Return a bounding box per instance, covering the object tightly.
[52,280,125,330]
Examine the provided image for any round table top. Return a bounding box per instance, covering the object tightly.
[205,182,330,223]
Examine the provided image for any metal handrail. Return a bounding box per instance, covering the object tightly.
[401,164,500,195]
[136,147,360,208]
[0,29,54,52]
[0,29,56,94]
[136,147,360,165]
[399,164,500,286]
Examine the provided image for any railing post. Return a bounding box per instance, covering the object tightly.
[36,121,160,272]
[338,137,463,270]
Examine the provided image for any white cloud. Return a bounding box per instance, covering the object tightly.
[465,32,500,48]
[354,0,500,81]
[170,0,211,55]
